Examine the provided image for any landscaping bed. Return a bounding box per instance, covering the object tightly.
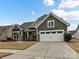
[68,39,79,53]
[0,41,35,50]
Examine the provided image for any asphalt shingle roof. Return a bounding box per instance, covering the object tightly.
[69,24,79,35]
[21,22,34,31]
[69,31,76,35]
[29,14,48,28]
[0,25,14,35]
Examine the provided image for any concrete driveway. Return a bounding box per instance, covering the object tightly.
[1,42,79,59]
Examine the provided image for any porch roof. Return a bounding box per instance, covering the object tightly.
[24,29,36,32]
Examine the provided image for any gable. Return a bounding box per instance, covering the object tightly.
[29,12,70,28]
[12,26,20,31]
[12,25,22,31]
[38,15,67,31]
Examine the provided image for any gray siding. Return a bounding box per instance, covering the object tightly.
[38,15,67,32]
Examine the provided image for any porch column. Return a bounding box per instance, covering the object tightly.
[27,32,29,40]
[20,30,23,40]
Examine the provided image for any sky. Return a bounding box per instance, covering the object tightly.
[0,0,79,30]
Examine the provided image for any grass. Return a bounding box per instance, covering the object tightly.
[68,39,79,53]
[0,52,12,58]
[0,41,35,50]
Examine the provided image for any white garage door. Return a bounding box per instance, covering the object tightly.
[40,30,64,41]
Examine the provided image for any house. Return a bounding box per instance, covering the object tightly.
[70,25,79,39]
[0,25,13,40]
[0,12,70,41]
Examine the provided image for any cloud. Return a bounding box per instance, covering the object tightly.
[59,0,79,8]
[32,11,35,16]
[52,9,79,21]
[0,23,14,26]
[43,0,54,6]
[67,10,79,17]
[52,9,67,18]
[52,9,79,30]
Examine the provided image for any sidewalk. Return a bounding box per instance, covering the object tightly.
[0,49,22,53]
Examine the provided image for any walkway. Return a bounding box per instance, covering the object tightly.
[0,49,21,53]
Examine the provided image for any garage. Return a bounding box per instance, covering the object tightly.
[40,30,64,41]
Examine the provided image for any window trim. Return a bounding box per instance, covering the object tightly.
[47,20,55,28]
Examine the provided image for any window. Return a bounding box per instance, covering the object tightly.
[41,32,45,34]
[51,32,56,34]
[47,20,55,28]
[46,32,50,34]
[57,31,63,33]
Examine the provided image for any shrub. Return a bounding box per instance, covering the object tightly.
[64,33,72,42]
[6,37,15,41]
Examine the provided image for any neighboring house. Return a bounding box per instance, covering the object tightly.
[0,12,70,41]
[0,25,23,41]
[70,25,79,39]
[0,25,13,40]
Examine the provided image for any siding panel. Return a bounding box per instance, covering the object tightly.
[38,15,67,32]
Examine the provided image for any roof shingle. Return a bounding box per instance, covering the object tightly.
[21,22,34,31]
[0,25,14,35]
[29,14,48,28]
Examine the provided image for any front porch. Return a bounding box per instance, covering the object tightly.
[23,31,36,41]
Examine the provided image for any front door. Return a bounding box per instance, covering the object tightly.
[12,33,19,40]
